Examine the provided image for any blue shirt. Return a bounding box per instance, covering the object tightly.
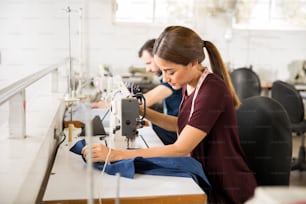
[160,79,182,116]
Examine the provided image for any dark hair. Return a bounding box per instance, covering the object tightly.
[138,39,156,58]
[153,26,240,107]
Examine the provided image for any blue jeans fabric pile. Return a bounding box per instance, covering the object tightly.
[70,139,211,194]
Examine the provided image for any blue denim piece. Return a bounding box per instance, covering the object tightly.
[70,139,211,193]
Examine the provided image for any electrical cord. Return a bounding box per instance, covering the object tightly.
[100,108,110,126]
[98,143,112,204]
[139,134,149,148]
[58,131,67,146]
[35,131,66,203]
[96,97,116,204]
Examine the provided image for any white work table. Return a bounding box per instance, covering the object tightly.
[42,126,207,204]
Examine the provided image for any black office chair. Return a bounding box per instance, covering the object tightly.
[237,96,292,185]
[271,80,306,172]
[230,67,261,100]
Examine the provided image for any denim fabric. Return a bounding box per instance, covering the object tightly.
[70,139,211,194]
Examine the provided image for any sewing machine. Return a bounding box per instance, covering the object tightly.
[120,66,158,93]
[128,66,153,83]
[287,60,306,84]
[107,97,140,148]
[107,75,144,149]
[62,63,145,149]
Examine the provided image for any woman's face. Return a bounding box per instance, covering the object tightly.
[154,55,193,89]
[140,50,161,76]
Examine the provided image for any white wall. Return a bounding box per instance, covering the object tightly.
[0,0,306,83]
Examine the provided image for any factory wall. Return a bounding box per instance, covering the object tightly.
[0,0,306,85]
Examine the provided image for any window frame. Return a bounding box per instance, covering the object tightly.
[112,0,196,27]
[232,0,306,31]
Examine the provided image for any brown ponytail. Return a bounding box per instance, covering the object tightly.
[204,41,241,108]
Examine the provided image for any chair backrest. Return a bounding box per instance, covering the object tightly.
[237,96,292,186]
[230,67,261,100]
[271,80,305,124]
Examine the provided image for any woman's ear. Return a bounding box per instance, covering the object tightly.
[190,60,199,68]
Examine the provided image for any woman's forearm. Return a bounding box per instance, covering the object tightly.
[110,143,185,162]
[141,106,177,132]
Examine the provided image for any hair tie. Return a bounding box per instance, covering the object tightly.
[203,40,207,48]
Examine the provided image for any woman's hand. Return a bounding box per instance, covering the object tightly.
[81,143,110,162]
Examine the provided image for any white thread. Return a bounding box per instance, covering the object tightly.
[98,146,112,204]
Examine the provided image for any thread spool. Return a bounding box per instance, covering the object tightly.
[68,123,74,142]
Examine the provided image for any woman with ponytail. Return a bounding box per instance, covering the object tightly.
[83,26,256,204]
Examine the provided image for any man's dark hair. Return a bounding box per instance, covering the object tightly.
[138,39,156,58]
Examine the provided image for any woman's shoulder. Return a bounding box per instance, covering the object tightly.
[199,73,230,98]
[204,73,227,88]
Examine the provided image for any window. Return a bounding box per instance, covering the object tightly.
[113,0,195,26]
[233,0,306,30]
